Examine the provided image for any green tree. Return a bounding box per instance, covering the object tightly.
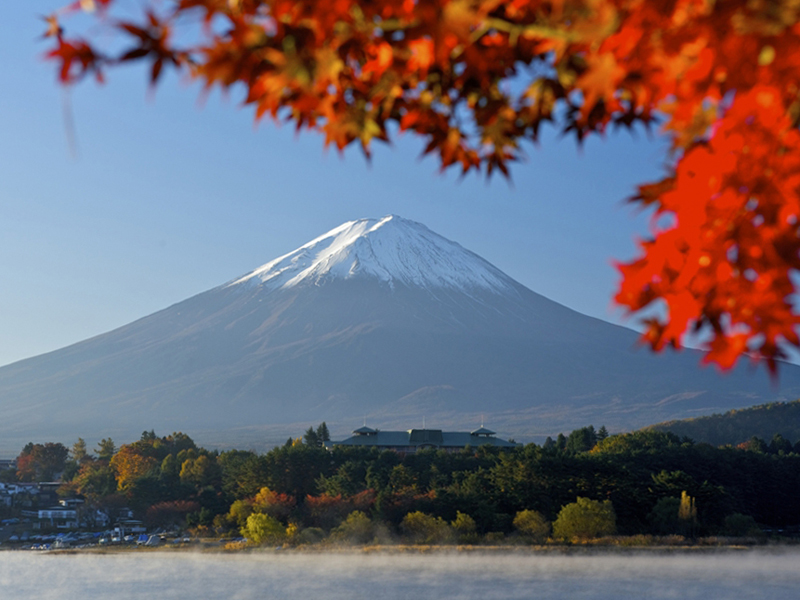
[63,437,93,482]
[68,461,118,504]
[160,454,179,481]
[186,506,214,528]
[364,451,400,490]
[650,470,698,496]
[71,438,90,463]
[179,454,222,489]
[451,511,479,544]
[769,434,793,455]
[261,444,333,499]
[592,430,684,455]
[723,513,761,537]
[317,422,331,444]
[317,460,368,497]
[217,450,266,500]
[513,509,550,543]
[161,432,197,455]
[745,436,768,453]
[552,497,616,540]
[176,448,197,464]
[241,513,285,545]
[303,427,320,447]
[388,465,417,493]
[303,422,332,447]
[401,511,453,544]
[566,426,597,454]
[647,497,681,535]
[97,438,116,462]
[330,510,375,545]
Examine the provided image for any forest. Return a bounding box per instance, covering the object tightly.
[648,400,800,448]
[4,424,799,545]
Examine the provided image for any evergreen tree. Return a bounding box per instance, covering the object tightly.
[303,427,320,447]
[769,434,793,455]
[566,426,597,454]
[70,438,90,463]
[747,436,768,453]
[62,438,92,482]
[647,497,681,535]
[96,438,116,462]
[317,422,331,443]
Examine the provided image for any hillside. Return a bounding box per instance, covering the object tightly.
[646,400,800,446]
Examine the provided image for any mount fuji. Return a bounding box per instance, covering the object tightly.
[1,215,799,451]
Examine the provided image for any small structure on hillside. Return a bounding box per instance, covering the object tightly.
[327,425,518,454]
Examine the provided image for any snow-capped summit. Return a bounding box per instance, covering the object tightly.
[230,215,513,292]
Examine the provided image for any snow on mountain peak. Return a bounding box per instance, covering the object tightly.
[230,215,514,292]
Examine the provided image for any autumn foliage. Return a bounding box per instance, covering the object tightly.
[16,442,69,482]
[145,500,201,528]
[46,0,800,370]
[110,444,158,492]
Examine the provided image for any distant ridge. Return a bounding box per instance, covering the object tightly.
[1,215,800,453]
[646,400,800,446]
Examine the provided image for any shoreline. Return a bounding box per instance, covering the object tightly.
[22,539,800,556]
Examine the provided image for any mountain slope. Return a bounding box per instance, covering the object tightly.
[646,400,800,446]
[1,215,799,452]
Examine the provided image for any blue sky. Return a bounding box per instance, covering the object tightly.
[0,3,672,368]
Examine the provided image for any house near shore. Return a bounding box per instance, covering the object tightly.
[327,426,518,454]
[37,499,83,530]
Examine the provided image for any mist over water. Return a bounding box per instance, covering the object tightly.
[0,549,797,600]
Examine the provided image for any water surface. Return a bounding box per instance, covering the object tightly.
[0,549,797,599]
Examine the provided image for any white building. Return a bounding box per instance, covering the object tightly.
[37,506,78,529]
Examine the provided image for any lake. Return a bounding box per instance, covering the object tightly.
[0,548,797,599]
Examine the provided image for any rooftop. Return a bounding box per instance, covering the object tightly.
[330,426,518,451]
